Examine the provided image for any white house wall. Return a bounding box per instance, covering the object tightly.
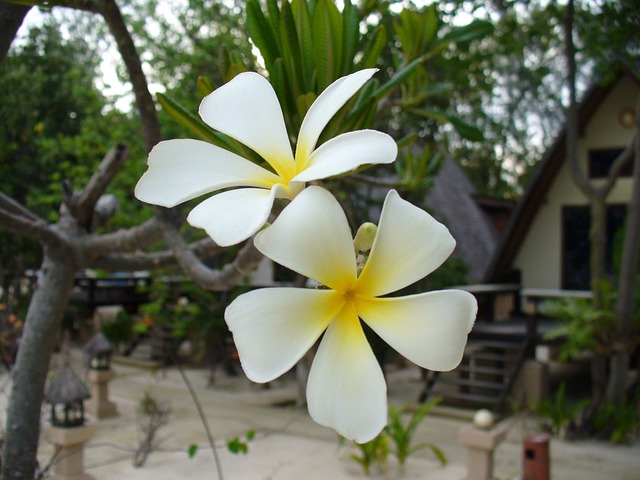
[513,76,637,290]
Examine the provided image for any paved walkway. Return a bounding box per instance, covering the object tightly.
[5,359,640,479]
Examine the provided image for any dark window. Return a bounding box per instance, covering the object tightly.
[561,204,626,290]
[588,148,631,178]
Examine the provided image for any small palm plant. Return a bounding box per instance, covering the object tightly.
[386,398,447,473]
[348,397,446,476]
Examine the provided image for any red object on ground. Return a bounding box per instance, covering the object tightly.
[523,434,550,480]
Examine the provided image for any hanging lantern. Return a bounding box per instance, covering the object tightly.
[45,365,91,428]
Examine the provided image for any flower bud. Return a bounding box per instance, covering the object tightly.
[353,222,378,253]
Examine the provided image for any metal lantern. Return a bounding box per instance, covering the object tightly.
[83,331,113,370]
[45,365,91,428]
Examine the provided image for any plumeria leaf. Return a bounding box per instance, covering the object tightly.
[357,25,387,69]
[246,0,280,72]
[156,93,234,150]
[313,0,343,90]
[291,0,315,88]
[196,76,215,97]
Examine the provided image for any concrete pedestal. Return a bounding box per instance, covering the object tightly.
[458,423,508,480]
[43,424,96,480]
[86,369,118,419]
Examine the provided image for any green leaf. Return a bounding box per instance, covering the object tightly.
[341,0,359,74]
[266,0,282,52]
[226,436,248,455]
[409,107,484,142]
[156,93,236,149]
[446,115,484,142]
[291,0,315,89]
[246,0,280,72]
[441,19,494,44]
[280,0,304,101]
[296,92,317,121]
[428,444,447,466]
[187,444,199,459]
[357,25,386,69]
[371,56,423,101]
[312,0,343,90]
[196,76,215,97]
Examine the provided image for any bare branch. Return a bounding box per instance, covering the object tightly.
[601,135,636,195]
[565,0,596,197]
[63,143,129,231]
[88,236,221,271]
[65,143,128,227]
[161,219,263,291]
[0,192,42,222]
[79,217,163,257]
[0,207,61,245]
[98,0,161,152]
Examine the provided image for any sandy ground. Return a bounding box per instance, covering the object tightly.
[1,357,639,480]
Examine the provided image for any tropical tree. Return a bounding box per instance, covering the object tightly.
[0,1,490,478]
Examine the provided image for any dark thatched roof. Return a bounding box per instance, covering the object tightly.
[426,157,499,282]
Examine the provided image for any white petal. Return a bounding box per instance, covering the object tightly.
[199,72,295,180]
[292,130,397,182]
[187,187,277,246]
[254,186,357,291]
[356,290,477,371]
[295,69,377,170]
[356,190,456,297]
[134,139,280,207]
[306,304,387,443]
[225,288,341,383]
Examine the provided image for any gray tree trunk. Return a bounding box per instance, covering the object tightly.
[2,244,76,479]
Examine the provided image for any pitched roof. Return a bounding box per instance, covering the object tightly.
[426,157,499,282]
[45,365,91,404]
[485,72,637,282]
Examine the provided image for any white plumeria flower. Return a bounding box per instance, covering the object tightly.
[134,69,397,246]
[225,186,477,443]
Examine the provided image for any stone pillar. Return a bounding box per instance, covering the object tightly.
[43,424,96,480]
[458,422,508,480]
[86,369,118,419]
[512,359,549,405]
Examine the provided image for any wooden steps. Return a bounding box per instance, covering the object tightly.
[419,326,533,412]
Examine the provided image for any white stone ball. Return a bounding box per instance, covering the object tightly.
[473,409,494,429]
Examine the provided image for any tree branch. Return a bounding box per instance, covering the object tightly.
[87,236,221,271]
[0,207,60,245]
[160,218,263,291]
[97,0,161,152]
[79,217,163,257]
[564,0,596,197]
[600,135,636,195]
[0,192,42,222]
[64,143,128,227]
